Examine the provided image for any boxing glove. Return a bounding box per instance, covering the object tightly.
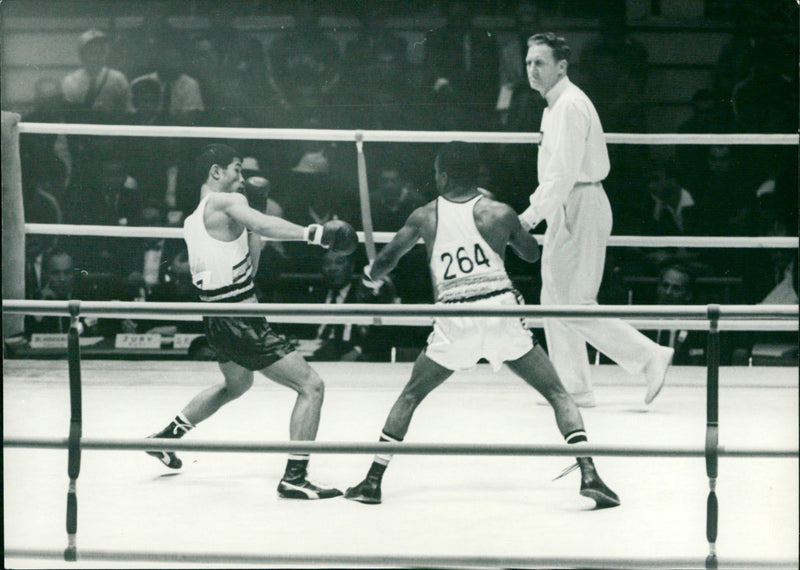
[243,176,270,213]
[304,220,358,255]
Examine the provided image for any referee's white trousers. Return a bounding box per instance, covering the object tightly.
[539,183,659,395]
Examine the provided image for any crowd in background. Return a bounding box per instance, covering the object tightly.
[16,0,798,363]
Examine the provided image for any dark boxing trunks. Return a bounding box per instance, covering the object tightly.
[203,316,295,371]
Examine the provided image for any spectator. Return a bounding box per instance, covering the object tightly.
[733,191,799,366]
[25,248,117,337]
[282,250,399,362]
[712,1,772,98]
[64,145,143,273]
[492,1,547,211]
[131,42,205,126]
[365,159,432,307]
[338,3,417,130]
[369,161,427,231]
[194,7,271,126]
[266,1,342,127]
[149,249,197,305]
[127,76,170,202]
[272,144,360,274]
[21,77,74,198]
[676,88,736,191]
[275,144,360,229]
[576,8,648,134]
[742,191,799,304]
[619,158,701,275]
[130,76,164,124]
[61,29,134,123]
[576,6,649,212]
[132,248,205,337]
[240,156,289,302]
[117,199,185,301]
[109,2,181,80]
[691,145,757,238]
[645,160,699,237]
[127,77,196,216]
[242,156,284,219]
[641,263,726,366]
[731,38,798,134]
[66,146,142,227]
[21,154,65,300]
[421,0,500,130]
[496,0,547,126]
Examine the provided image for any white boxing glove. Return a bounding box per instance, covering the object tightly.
[303,224,325,246]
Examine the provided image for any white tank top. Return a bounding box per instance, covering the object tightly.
[430,195,514,303]
[184,195,256,303]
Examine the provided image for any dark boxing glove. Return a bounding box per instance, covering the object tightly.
[243,176,271,213]
[304,220,358,255]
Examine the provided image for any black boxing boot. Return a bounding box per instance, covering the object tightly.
[278,457,342,500]
[145,414,194,469]
[577,457,620,509]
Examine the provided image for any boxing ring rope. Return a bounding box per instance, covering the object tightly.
[5,298,799,331]
[23,221,800,248]
[16,121,800,145]
[3,300,798,568]
[4,550,797,569]
[7,122,798,567]
[5,437,797,458]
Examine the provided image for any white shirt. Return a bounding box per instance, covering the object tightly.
[143,241,164,287]
[520,76,610,227]
[62,67,134,112]
[316,283,353,341]
[131,72,205,114]
[653,188,695,232]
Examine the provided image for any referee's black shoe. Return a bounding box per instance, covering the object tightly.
[277,475,343,500]
[344,477,382,504]
[580,472,620,509]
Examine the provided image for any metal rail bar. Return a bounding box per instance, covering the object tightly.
[4,437,797,458]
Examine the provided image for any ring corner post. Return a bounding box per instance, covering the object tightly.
[64,300,83,561]
[704,304,720,568]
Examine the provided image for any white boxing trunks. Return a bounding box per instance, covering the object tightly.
[425,290,535,372]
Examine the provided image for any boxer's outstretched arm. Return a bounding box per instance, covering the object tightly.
[222,193,307,240]
[369,208,424,282]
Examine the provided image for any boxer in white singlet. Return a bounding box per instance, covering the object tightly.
[345,142,619,509]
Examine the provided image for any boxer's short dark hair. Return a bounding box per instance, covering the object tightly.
[437,141,479,187]
[196,143,240,180]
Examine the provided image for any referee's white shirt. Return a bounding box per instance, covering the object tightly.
[521,76,610,228]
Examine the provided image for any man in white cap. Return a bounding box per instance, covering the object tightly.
[62,28,134,119]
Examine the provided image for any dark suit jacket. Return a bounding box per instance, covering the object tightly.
[423,24,499,107]
[279,278,399,361]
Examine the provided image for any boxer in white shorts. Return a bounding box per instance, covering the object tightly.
[344,142,619,509]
